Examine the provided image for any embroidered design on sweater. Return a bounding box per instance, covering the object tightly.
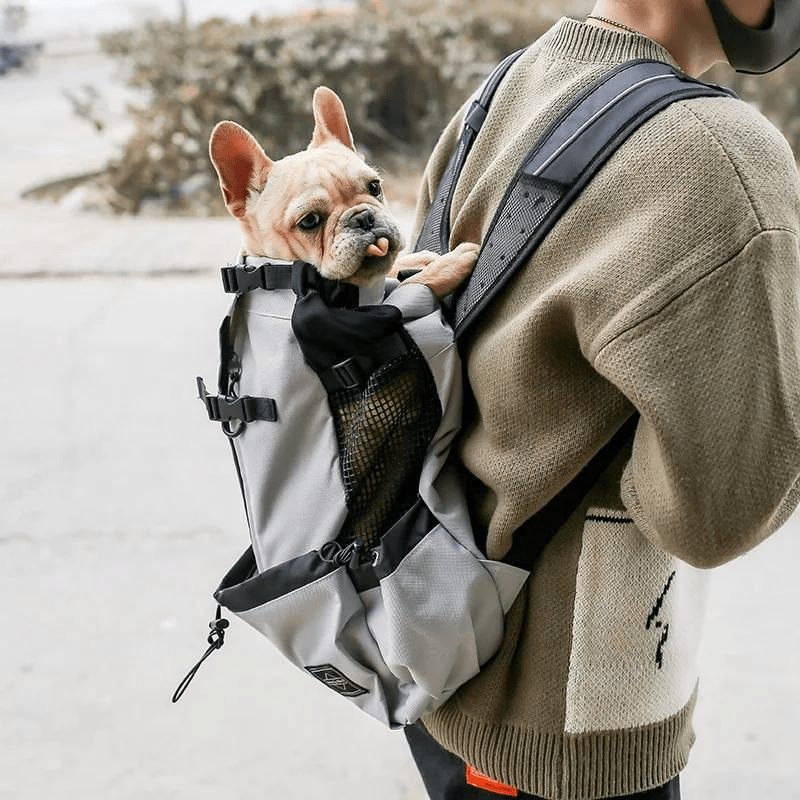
[585,513,634,525]
[646,571,676,669]
[565,511,706,732]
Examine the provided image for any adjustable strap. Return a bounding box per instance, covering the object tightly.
[414,48,527,255]
[503,414,639,570]
[197,376,277,425]
[198,257,293,434]
[221,257,297,293]
[452,60,734,337]
[317,332,410,392]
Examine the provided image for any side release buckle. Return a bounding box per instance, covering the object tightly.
[196,377,278,435]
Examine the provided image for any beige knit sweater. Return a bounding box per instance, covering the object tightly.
[412,18,800,800]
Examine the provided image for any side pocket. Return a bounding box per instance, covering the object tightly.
[376,524,529,721]
[215,548,398,727]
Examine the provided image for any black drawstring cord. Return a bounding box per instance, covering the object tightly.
[172,605,230,703]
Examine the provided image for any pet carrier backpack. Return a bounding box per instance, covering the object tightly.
[176,57,732,728]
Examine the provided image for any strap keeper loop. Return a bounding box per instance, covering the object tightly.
[317,333,411,393]
[464,100,488,134]
[330,358,365,390]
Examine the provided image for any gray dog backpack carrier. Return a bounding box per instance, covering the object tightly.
[176,56,732,728]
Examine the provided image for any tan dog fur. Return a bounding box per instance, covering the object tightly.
[210,86,478,296]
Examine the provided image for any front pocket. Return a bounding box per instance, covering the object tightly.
[215,511,530,729]
[374,522,529,710]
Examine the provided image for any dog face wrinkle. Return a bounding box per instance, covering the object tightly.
[244,144,402,284]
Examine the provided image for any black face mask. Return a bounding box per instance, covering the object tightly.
[705,0,800,73]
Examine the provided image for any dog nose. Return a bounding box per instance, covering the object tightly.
[351,209,376,231]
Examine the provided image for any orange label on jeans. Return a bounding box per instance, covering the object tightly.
[465,765,518,796]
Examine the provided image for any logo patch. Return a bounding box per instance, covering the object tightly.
[466,765,518,796]
[305,664,369,697]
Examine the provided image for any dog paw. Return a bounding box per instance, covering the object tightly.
[400,242,480,298]
[389,249,440,277]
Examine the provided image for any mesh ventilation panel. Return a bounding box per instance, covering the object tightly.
[330,336,442,549]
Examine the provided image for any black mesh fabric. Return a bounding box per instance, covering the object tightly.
[331,333,442,549]
[414,138,468,255]
[454,173,564,330]
[290,262,442,549]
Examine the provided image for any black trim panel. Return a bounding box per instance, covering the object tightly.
[373,498,438,581]
[214,547,340,613]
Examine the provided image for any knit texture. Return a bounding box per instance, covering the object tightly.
[414,17,800,800]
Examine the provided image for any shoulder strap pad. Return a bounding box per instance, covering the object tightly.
[453,61,733,336]
[413,57,734,338]
[414,48,527,255]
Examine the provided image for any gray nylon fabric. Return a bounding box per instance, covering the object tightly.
[217,272,528,728]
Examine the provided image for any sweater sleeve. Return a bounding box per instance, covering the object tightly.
[594,226,800,568]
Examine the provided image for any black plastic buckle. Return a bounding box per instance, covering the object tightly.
[220,265,244,293]
[220,261,295,293]
[221,264,264,293]
[464,100,488,134]
[318,334,411,393]
[196,377,277,425]
[330,358,366,390]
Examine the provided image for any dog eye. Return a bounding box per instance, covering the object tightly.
[298,212,323,231]
[368,179,382,198]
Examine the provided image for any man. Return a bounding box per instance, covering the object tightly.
[405,2,800,798]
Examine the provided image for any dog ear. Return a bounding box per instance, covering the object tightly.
[209,121,273,219]
[310,87,355,151]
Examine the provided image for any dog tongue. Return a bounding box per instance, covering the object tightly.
[366,237,390,258]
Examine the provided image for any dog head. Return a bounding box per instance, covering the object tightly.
[209,87,403,287]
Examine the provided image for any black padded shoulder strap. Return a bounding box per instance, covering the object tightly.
[413,57,734,338]
[448,59,734,336]
[413,58,734,568]
[414,48,527,255]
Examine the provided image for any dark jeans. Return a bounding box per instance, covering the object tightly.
[405,723,681,800]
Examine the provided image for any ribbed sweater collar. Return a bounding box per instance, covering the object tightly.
[544,17,681,70]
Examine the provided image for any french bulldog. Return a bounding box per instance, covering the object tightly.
[209,85,478,296]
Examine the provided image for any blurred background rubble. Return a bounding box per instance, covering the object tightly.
[16,0,799,218]
[17,0,584,215]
